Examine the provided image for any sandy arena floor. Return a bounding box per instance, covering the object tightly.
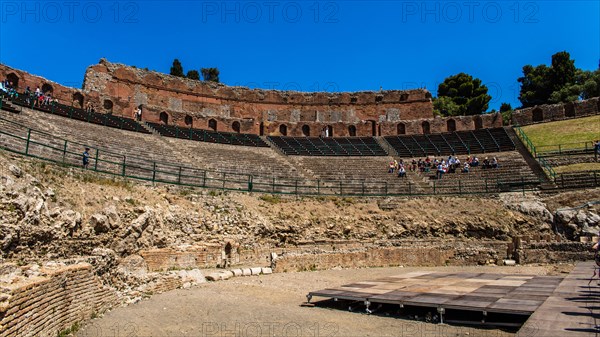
[76,265,571,337]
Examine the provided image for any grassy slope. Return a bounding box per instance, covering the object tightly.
[521,115,600,151]
[553,163,600,173]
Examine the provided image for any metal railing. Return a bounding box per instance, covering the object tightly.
[0,115,547,196]
[536,141,597,157]
[514,124,556,180]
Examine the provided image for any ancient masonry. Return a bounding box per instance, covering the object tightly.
[0,60,504,136]
[0,264,116,337]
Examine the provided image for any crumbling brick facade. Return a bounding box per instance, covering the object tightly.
[0,61,506,136]
[0,264,116,337]
[512,97,600,126]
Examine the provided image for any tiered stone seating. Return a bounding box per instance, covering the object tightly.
[486,128,516,151]
[0,93,20,113]
[554,171,600,189]
[146,122,268,147]
[292,156,421,194]
[0,107,303,193]
[268,136,386,156]
[158,136,306,188]
[413,151,541,193]
[384,128,515,157]
[10,94,150,134]
[0,106,544,196]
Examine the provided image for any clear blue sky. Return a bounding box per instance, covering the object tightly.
[1,0,598,110]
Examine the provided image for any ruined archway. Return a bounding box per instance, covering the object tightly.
[447,119,456,132]
[232,121,241,133]
[397,123,406,135]
[184,115,193,127]
[103,99,113,112]
[564,102,575,118]
[422,121,430,134]
[41,83,53,94]
[474,116,483,129]
[367,120,377,136]
[326,125,333,137]
[208,119,217,131]
[159,111,169,125]
[72,93,84,109]
[279,124,288,136]
[302,124,310,137]
[532,108,543,122]
[6,73,19,89]
[348,125,357,137]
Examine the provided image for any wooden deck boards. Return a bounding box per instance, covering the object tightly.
[309,271,563,315]
[308,262,599,335]
[519,261,599,336]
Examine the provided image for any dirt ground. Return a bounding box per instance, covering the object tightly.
[76,264,572,337]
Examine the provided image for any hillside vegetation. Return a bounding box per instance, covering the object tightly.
[521,115,600,152]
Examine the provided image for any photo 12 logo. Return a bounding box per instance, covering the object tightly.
[200,1,340,24]
[1,1,140,24]
[400,1,540,23]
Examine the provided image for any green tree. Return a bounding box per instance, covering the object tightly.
[517,51,589,107]
[548,69,600,103]
[548,51,576,92]
[433,96,461,116]
[435,73,491,116]
[499,102,512,112]
[186,70,200,80]
[518,64,551,107]
[170,59,184,77]
[499,102,513,125]
[201,67,220,83]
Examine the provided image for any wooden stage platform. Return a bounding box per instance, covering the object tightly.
[519,261,599,336]
[307,262,600,334]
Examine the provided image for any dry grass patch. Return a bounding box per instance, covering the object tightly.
[553,162,600,174]
[521,115,600,151]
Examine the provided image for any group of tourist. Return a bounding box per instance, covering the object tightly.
[85,101,97,113]
[23,86,57,107]
[0,79,18,98]
[387,155,500,180]
[387,160,407,178]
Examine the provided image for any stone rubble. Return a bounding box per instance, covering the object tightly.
[0,154,597,304]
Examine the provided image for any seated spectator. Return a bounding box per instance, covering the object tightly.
[388,161,395,173]
[410,159,417,172]
[8,87,18,99]
[491,157,498,168]
[436,162,444,180]
[482,157,491,169]
[397,165,406,178]
[43,93,52,106]
[462,162,470,173]
[471,157,479,167]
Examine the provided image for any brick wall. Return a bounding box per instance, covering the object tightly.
[511,235,595,264]
[0,64,84,109]
[271,241,510,272]
[140,245,227,272]
[512,97,600,126]
[0,263,116,337]
[82,60,435,136]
